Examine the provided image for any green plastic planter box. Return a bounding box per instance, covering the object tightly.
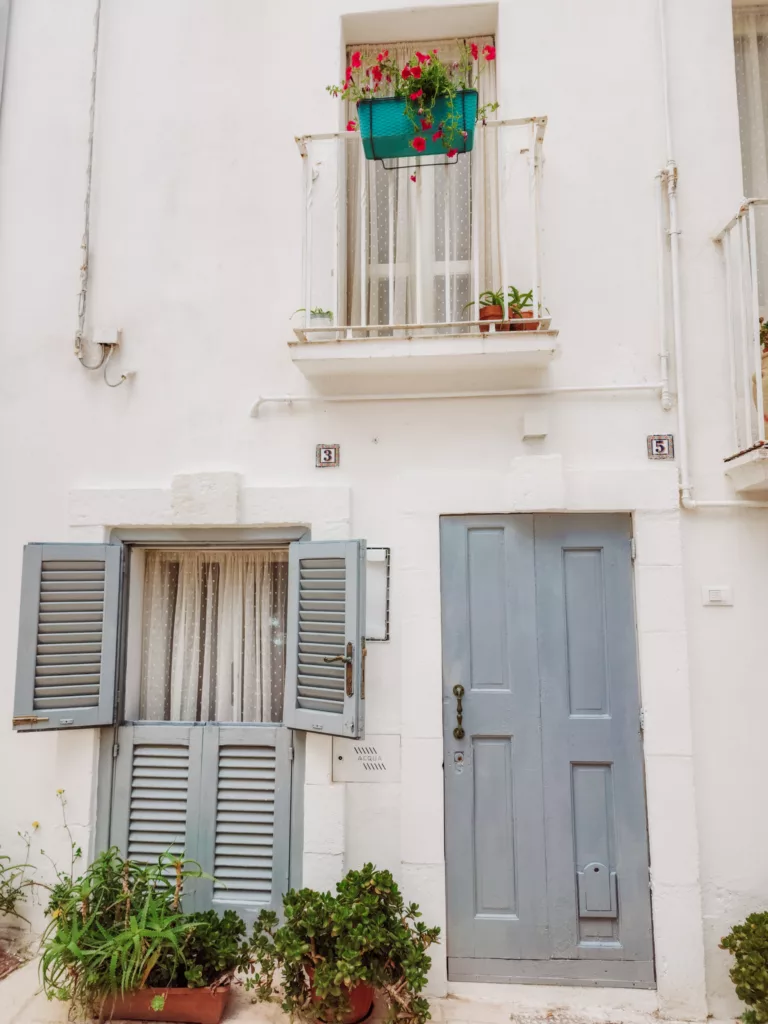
[357,89,478,162]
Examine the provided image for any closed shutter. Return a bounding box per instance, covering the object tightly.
[110,727,204,882]
[110,725,290,924]
[14,544,122,731]
[195,726,291,925]
[283,539,366,739]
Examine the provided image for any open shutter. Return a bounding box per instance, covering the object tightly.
[195,726,291,925]
[14,543,122,731]
[283,539,366,739]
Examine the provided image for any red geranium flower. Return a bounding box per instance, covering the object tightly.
[421,118,432,130]
[351,51,362,68]
[345,65,353,82]
[346,120,357,131]
[470,42,478,60]
[447,148,458,158]
[416,50,430,63]
[483,44,496,61]
[432,129,443,141]
[377,49,389,62]
[410,64,421,79]
[401,65,411,79]
[410,88,423,100]
[371,64,382,82]
[411,136,427,152]
[410,174,417,182]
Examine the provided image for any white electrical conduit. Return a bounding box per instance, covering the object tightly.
[657,0,766,510]
[250,383,664,417]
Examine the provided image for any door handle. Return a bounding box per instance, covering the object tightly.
[324,641,354,696]
[452,684,465,739]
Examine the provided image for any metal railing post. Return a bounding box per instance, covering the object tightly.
[748,204,765,442]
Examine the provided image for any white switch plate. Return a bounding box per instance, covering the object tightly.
[702,585,733,606]
[523,412,548,439]
[332,735,401,783]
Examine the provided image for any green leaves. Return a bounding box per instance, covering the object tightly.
[721,913,768,1022]
[39,848,247,1022]
[247,863,440,1024]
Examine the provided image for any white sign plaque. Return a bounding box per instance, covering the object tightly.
[332,735,401,783]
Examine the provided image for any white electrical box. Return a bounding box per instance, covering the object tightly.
[702,585,733,606]
[332,735,401,783]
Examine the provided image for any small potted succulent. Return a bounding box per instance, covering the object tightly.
[507,286,536,331]
[39,849,250,1023]
[721,910,768,1023]
[247,864,440,1024]
[464,290,510,332]
[328,43,497,163]
[293,307,336,341]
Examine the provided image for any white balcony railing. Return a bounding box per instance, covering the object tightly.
[715,198,768,457]
[294,117,548,344]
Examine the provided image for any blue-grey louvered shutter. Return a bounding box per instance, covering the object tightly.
[194,726,291,925]
[14,543,122,731]
[283,540,366,739]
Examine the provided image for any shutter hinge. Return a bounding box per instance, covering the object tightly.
[112,742,120,759]
[288,745,294,761]
[639,707,645,732]
[630,537,637,562]
[12,715,49,726]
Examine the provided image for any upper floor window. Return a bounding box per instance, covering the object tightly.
[138,549,288,723]
[734,8,768,196]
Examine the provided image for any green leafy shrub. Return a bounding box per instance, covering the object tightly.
[721,912,768,1023]
[40,848,250,1021]
[0,851,33,921]
[247,863,440,1024]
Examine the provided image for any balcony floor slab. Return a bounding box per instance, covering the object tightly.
[724,444,768,494]
[287,330,560,396]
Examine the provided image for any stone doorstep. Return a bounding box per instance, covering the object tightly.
[2,964,728,1024]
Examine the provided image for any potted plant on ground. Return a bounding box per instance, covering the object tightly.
[721,910,768,1022]
[247,863,440,1024]
[464,290,510,332]
[39,848,251,1023]
[328,44,497,162]
[507,286,536,331]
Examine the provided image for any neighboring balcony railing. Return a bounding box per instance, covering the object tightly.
[715,198,768,457]
[294,117,549,343]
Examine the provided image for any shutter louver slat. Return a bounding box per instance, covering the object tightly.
[34,559,105,713]
[127,743,189,864]
[213,744,276,904]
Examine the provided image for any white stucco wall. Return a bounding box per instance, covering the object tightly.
[0,0,764,1020]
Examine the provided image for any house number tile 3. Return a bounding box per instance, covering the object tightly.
[316,444,340,468]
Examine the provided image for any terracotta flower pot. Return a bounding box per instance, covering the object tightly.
[478,305,510,333]
[510,309,537,331]
[308,968,375,1024]
[104,985,230,1024]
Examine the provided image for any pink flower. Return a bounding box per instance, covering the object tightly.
[461,130,468,138]
[411,136,427,152]
[410,64,422,79]
[370,64,382,82]
[377,49,389,62]
[470,42,478,60]
[416,51,430,63]
[410,174,417,182]
[483,44,496,61]
[432,129,443,141]
[421,118,432,130]
[410,88,423,100]
[447,148,458,158]
[346,120,357,131]
[401,65,411,79]
[351,51,362,68]
[345,66,353,83]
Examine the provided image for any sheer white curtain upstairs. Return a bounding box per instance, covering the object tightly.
[140,550,288,723]
[734,9,768,310]
[345,37,498,331]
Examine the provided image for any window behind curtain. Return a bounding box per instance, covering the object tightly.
[139,549,289,723]
[734,9,768,312]
[344,37,498,331]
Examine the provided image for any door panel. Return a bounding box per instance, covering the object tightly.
[442,515,549,963]
[442,514,654,988]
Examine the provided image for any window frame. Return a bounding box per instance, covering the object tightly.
[93,525,310,880]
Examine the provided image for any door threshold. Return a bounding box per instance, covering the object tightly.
[448,957,656,988]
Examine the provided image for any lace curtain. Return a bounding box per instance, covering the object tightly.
[346,36,498,330]
[139,550,289,723]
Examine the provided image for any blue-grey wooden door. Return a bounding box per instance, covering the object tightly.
[442,514,654,988]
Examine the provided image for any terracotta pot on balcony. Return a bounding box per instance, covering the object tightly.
[307,968,375,1024]
[104,985,230,1024]
[478,305,510,333]
[510,310,537,331]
